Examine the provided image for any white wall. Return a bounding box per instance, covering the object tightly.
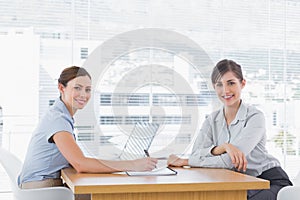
[0,27,39,160]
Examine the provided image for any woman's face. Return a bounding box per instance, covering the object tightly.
[59,75,92,115]
[214,71,245,108]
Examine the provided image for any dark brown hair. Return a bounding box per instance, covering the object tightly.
[58,66,91,86]
[211,59,244,85]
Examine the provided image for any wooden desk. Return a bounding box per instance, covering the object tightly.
[61,167,269,200]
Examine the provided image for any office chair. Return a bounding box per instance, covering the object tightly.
[0,147,74,200]
[277,171,300,200]
[277,186,300,200]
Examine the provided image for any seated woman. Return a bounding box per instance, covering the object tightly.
[168,59,292,200]
[18,66,157,190]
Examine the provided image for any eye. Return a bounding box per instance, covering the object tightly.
[228,81,235,86]
[85,88,91,93]
[215,83,223,87]
[74,86,81,91]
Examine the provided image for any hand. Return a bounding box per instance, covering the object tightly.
[167,154,188,167]
[222,143,247,172]
[131,157,158,171]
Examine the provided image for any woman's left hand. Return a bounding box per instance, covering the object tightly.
[222,143,247,172]
[167,154,189,167]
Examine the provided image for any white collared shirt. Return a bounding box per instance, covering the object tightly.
[189,101,280,176]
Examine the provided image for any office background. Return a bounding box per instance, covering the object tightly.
[1,0,300,197]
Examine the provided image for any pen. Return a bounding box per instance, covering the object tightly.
[144,149,150,157]
[144,149,157,169]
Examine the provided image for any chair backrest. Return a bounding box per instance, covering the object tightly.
[277,186,300,200]
[0,147,23,192]
[0,147,74,200]
[293,171,300,186]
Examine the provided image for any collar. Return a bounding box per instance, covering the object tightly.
[215,100,248,125]
[53,97,74,124]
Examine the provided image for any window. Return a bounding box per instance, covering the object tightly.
[80,47,88,59]
[0,2,300,190]
[48,99,55,106]
[273,111,277,126]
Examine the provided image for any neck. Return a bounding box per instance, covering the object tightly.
[60,97,76,116]
[224,100,241,125]
[68,107,76,117]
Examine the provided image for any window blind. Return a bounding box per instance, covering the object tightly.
[0,1,299,186]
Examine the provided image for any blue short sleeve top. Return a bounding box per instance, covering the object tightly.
[18,97,75,184]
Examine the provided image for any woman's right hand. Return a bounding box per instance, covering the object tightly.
[131,157,158,171]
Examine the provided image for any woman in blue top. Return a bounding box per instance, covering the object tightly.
[19,66,157,189]
[168,59,292,200]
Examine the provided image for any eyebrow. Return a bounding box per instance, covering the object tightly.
[216,79,237,83]
[226,79,236,82]
[74,84,91,88]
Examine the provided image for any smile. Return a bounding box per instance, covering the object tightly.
[223,95,234,99]
[75,99,86,105]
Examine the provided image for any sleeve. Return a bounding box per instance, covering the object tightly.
[46,112,74,143]
[229,110,266,156]
[188,116,233,168]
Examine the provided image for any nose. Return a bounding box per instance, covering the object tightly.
[221,84,230,93]
[79,89,87,98]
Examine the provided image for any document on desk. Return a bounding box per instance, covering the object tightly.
[126,167,177,176]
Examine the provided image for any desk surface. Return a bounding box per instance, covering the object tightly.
[61,167,269,195]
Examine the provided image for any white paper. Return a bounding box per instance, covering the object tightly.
[126,167,177,176]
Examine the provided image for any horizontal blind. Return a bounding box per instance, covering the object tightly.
[0,0,299,182]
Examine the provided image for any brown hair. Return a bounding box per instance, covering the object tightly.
[58,66,91,86]
[211,59,244,85]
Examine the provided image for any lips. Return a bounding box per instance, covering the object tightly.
[223,95,234,99]
[75,99,86,105]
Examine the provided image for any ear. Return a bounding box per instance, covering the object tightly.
[241,79,246,89]
[58,83,65,94]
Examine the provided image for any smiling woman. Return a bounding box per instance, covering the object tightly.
[168,59,293,200]
[18,66,158,192]
[57,67,92,116]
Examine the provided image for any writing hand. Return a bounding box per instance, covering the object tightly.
[131,157,158,171]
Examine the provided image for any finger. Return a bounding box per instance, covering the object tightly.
[235,155,242,170]
[230,154,236,165]
[239,153,246,171]
[238,154,247,172]
[150,157,158,164]
[243,157,247,172]
[238,160,243,171]
[147,161,156,170]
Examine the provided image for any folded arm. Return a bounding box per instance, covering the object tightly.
[169,111,265,172]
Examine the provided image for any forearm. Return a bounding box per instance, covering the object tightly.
[72,157,137,173]
[210,143,247,172]
[73,156,158,173]
[188,153,233,168]
[70,157,116,173]
[211,144,226,155]
[188,142,232,168]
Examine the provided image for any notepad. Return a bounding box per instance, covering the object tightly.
[126,167,177,176]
